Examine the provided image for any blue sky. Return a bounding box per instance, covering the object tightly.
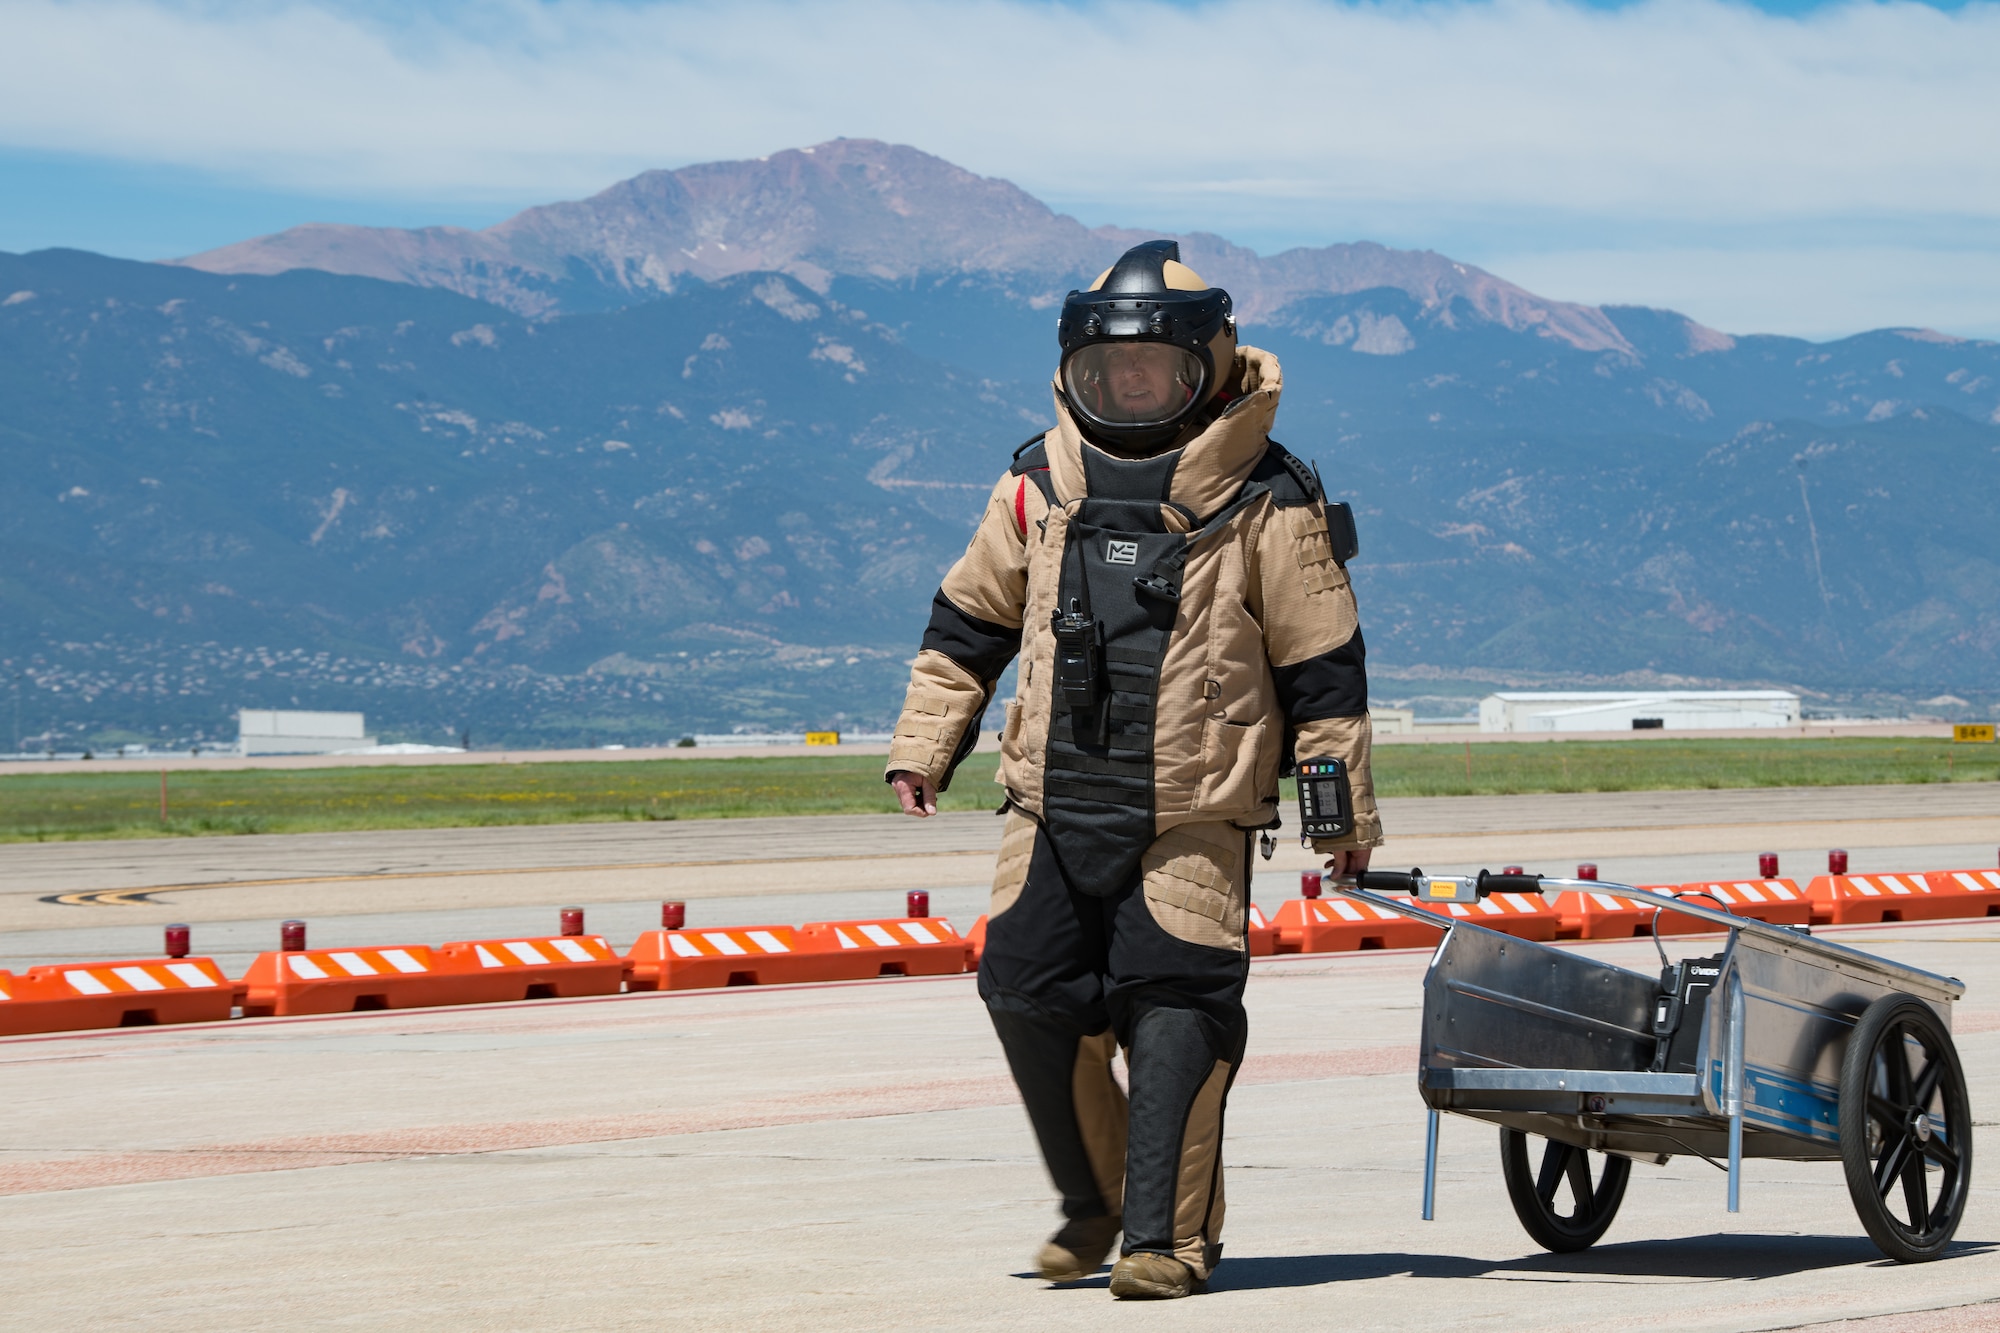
[3,0,1997,339]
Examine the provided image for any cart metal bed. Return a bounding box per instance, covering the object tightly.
[1338,870,1973,1263]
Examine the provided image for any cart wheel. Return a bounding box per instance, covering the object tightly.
[1499,1128,1630,1252]
[1838,993,1973,1263]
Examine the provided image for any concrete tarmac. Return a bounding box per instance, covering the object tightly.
[0,789,1995,1329]
[1,923,1996,1330]
[1,784,1993,975]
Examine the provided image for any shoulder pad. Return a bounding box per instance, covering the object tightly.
[1009,433,1050,474]
[1250,439,1323,507]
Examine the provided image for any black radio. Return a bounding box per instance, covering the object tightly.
[1295,756,1353,840]
[1650,953,1726,1073]
[1050,599,1103,712]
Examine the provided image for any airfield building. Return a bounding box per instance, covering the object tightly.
[1478,691,1801,733]
[237,709,375,755]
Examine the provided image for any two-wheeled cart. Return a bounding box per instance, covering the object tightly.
[1340,870,1972,1263]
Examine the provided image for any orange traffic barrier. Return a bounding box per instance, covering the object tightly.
[239,944,453,1017]
[963,915,988,970]
[1271,896,1440,954]
[1923,869,2000,916]
[625,925,837,990]
[1417,891,1562,941]
[1806,872,1968,925]
[433,934,625,1002]
[0,957,235,1036]
[1672,879,1814,930]
[1247,903,1277,957]
[796,917,968,978]
[1550,887,1661,940]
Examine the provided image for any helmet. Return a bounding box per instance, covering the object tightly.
[1057,240,1236,453]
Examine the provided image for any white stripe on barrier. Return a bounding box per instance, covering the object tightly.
[1330,900,1363,921]
[745,930,789,954]
[899,922,939,944]
[504,941,549,966]
[286,956,328,979]
[859,924,899,947]
[165,963,215,987]
[834,928,860,949]
[669,933,701,958]
[64,970,112,995]
[476,945,504,968]
[703,933,747,956]
[111,966,165,991]
[381,949,427,974]
[551,939,594,963]
[329,952,377,977]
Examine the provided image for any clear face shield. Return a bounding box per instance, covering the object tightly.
[1061,340,1207,431]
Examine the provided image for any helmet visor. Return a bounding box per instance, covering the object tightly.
[1062,341,1206,429]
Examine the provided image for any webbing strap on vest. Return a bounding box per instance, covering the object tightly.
[1039,452,1272,896]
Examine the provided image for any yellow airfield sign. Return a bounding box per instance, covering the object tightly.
[1953,724,1996,743]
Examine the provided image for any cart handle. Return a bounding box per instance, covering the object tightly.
[1355,868,1555,899]
[1329,873,1966,1001]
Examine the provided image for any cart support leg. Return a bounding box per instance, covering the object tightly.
[1724,974,1746,1213]
[1422,1108,1440,1221]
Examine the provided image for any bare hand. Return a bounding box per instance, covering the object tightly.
[889,770,938,818]
[1323,847,1373,880]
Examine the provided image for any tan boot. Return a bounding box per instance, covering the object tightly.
[1036,1215,1121,1283]
[1108,1251,1198,1299]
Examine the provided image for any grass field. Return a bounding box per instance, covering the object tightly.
[0,737,1993,843]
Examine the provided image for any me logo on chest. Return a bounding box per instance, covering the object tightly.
[1104,540,1139,565]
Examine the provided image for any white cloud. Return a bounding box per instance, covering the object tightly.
[2,0,1997,334]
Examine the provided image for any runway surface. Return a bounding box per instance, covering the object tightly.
[0,783,1993,973]
[2,919,1996,1330]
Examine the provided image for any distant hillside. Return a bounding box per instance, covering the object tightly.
[4,141,1998,746]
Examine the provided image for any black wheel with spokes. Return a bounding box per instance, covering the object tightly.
[1838,993,1973,1262]
[1499,1128,1630,1252]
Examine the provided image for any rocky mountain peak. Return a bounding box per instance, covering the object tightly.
[174,138,1658,354]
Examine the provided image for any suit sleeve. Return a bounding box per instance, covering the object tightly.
[885,471,1036,791]
[1251,500,1384,850]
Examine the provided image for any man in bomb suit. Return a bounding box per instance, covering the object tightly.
[886,241,1382,1299]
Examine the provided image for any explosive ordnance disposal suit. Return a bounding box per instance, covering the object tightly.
[885,240,1383,1299]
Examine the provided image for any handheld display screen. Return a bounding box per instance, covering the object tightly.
[1295,756,1353,840]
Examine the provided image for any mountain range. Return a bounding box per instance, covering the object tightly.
[4,139,1996,746]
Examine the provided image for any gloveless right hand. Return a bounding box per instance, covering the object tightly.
[889,770,938,818]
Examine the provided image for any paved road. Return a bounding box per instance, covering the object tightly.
[1,921,1994,1330]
